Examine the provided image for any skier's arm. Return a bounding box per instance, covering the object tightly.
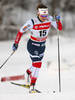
[13,19,33,51]
[15,20,33,44]
[49,14,62,31]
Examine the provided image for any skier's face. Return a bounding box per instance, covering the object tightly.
[39,14,48,22]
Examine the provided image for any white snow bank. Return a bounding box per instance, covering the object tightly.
[0,35,75,100]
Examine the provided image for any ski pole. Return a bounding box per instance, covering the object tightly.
[57,22,61,92]
[0,50,15,69]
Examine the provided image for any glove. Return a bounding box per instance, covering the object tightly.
[55,13,60,22]
[13,43,18,51]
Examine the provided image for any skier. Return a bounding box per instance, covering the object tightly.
[12,4,62,93]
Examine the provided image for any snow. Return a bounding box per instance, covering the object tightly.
[0,34,75,100]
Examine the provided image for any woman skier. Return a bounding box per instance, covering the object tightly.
[13,4,62,93]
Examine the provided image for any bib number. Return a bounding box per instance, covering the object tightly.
[39,30,47,37]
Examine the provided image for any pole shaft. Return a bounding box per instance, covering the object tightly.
[0,51,15,69]
[57,22,61,92]
[58,36,61,92]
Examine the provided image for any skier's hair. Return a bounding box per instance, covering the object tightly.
[37,4,48,10]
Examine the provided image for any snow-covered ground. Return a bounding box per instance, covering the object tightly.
[0,34,75,100]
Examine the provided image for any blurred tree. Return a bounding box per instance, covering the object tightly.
[38,0,42,4]
[49,0,56,38]
[16,0,29,10]
[0,0,75,40]
[51,0,56,16]
[0,0,6,40]
[60,0,75,29]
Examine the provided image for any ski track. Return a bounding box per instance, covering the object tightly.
[0,35,75,100]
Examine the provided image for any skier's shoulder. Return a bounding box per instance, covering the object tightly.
[31,16,39,25]
[24,18,35,26]
[31,17,35,26]
[22,17,37,27]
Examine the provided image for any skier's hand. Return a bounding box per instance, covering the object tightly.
[55,13,60,22]
[13,43,18,51]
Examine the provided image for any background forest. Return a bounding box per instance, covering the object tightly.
[0,0,75,40]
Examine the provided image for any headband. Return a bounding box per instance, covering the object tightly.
[38,8,48,15]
